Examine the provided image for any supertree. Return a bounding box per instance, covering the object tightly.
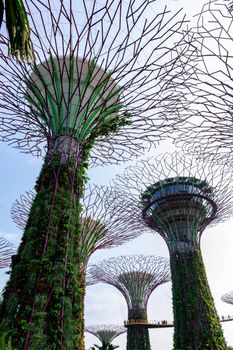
[0,237,15,269]
[85,324,126,349]
[113,152,233,350]
[0,1,192,349]
[89,255,170,350]
[222,292,233,307]
[0,1,191,348]
[160,0,233,163]
[10,185,143,269]
[10,185,142,350]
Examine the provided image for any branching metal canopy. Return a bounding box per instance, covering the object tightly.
[88,255,170,309]
[0,0,190,164]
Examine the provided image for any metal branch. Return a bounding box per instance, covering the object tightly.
[11,190,35,230]
[0,237,15,268]
[162,0,233,163]
[0,0,190,165]
[222,291,233,306]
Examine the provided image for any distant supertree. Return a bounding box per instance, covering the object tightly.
[89,255,170,350]
[0,237,15,268]
[222,292,233,306]
[11,186,142,269]
[0,1,190,349]
[113,152,233,350]
[10,185,142,349]
[163,0,233,163]
[85,324,126,349]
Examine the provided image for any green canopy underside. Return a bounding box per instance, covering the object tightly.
[25,56,123,141]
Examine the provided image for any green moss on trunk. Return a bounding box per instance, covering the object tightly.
[74,270,86,350]
[0,156,81,349]
[0,116,130,350]
[170,248,227,350]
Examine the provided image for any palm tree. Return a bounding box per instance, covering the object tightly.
[0,0,33,62]
[108,345,119,350]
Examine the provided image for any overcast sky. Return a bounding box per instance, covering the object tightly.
[1,1,233,350]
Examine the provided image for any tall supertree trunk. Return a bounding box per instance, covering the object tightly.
[127,308,151,350]
[170,248,226,350]
[113,152,233,350]
[0,154,83,350]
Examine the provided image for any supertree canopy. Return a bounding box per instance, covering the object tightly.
[141,176,216,252]
[0,0,190,164]
[113,152,233,350]
[162,0,233,163]
[0,1,191,349]
[10,185,142,349]
[89,255,170,350]
[11,185,142,269]
[0,237,15,269]
[222,292,233,306]
[85,324,126,348]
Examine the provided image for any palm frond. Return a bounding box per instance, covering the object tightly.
[4,0,34,62]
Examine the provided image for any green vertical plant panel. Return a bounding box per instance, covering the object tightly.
[170,249,226,350]
[74,269,86,350]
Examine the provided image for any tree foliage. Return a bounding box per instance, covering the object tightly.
[91,342,119,350]
[0,0,34,62]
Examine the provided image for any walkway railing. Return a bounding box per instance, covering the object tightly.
[221,314,233,322]
[124,315,233,328]
[124,319,173,328]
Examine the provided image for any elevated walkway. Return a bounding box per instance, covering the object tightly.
[124,315,233,328]
[124,319,173,328]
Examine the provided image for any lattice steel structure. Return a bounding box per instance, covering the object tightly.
[11,185,142,270]
[85,324,126,348]
[10,185,142,347]
[163,0,233,163]
[113,152,233,350]
[222,292,233,306]
[0,1,191,349]
[89,255,170,350]
[0,237,15,268]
